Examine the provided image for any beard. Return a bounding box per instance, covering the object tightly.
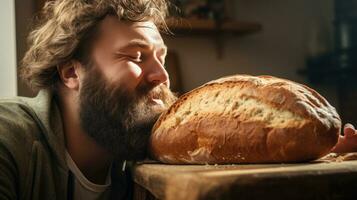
[79,67,178,161]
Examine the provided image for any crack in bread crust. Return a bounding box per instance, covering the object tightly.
[150,75,341,164]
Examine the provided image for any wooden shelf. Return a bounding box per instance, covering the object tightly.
[165,18,262,35]
[164,18,262,58]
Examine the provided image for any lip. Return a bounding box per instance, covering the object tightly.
[150,98,164,106]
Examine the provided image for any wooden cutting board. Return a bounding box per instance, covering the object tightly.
[133,153,357,200]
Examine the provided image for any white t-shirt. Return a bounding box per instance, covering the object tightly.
[65,151,112,200]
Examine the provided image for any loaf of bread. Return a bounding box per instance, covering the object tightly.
[149,75,341,164]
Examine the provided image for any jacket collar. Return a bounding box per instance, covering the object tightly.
[23,89,67,169]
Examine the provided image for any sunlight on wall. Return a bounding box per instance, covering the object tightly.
[0,0,17,97]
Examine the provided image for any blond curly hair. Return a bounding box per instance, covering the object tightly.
[21,0,169,90]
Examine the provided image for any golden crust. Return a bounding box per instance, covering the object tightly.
[149,75,341,164]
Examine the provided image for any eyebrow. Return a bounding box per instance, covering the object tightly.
[117,39,167,53]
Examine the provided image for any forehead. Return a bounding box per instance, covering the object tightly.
[94,15,164,50]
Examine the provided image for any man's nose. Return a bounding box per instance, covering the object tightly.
[146,57,170,88]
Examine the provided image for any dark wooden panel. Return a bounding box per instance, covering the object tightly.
[339,85,357,125]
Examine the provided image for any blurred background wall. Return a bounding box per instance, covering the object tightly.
[164,0,337,104]
[8,0,357,124]
[15,0,36,97]
[0,0,17,98]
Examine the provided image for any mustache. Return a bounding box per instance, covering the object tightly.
[137,84,164,97]
[137,84,178,106]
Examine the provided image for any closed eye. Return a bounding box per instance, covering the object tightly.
[131,51,144,63]
[129,55,142,63]
[115,52,142,63]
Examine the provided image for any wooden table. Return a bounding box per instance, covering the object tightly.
[133,153,357,200]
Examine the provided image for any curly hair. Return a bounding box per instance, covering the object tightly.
[20,0,170,90]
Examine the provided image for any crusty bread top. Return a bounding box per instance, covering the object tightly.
[152,74,341,135]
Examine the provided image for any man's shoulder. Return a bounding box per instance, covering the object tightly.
[0,96,42,149]
[0,96,38,127]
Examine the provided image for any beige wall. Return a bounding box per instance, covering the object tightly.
[0,0,17,98]
[164,0,339,110]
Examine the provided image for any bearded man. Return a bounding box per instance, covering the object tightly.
[1,0,357,200]
[0,0,176,199]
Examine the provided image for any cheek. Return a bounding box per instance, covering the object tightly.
[104,62,143,90]
[127,62,143,78]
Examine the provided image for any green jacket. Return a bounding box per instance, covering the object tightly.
[0,90,132,199]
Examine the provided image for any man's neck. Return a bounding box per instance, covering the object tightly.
[57,90,113,184]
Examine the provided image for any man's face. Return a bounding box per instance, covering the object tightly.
[78,16,177,160]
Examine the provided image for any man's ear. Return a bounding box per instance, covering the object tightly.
[57,60,83,91]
